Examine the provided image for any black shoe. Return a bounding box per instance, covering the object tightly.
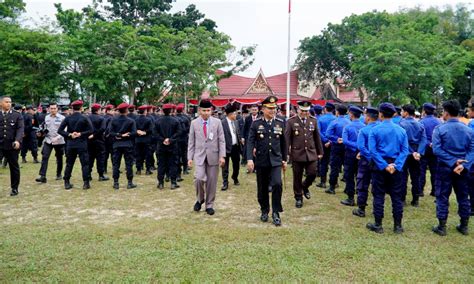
[183,169,190,175]
[22,158,27,163]
[295,199,303,208]
[432,219,447,236]
[99,175,110,181]
[145,170,152,175]
[165,177,170,182]
[127,181,137,189]
[340,198,355,206]
[233,180,240,186]
[456,218,469,235]
[352,207,366,217]
[33,158,39,164]
[303,189,311,200]
[411,199,419,207]
[194,200,204,212]
[325,187,336,194]
[366,222,384,234]
[157,182,164,189]
[272,212,281,226]
[260,212,269,222]
[113,182,119,190]
[177,177,184,182]
[35,176,47,183]
[83,182,90,190]
[419,191,425,197]
[170,182,180,190]
[316,182,326,188]
[394,224,404,234]
[136,170,142,176]
[10,188,18,196]
[65,180,73,190]
[221,183,228,191]
[56,175,62,181]
[206,208,215,215]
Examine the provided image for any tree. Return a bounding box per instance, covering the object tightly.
[0,0,25,20]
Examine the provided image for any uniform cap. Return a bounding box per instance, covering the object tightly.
[262,96,278,108]
[71,100,83,107]
[379,103,396,115]
[199,100,213,109]
[117,103,130,110]
[349,106,363,115]
[91,103,102,110]
[422,103,435,111]
[297,100,312,111]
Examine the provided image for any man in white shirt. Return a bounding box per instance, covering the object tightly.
[221,104,242,190]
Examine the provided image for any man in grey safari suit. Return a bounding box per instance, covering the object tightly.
[188,99,226,215]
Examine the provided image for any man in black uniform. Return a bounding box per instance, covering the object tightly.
[135,105,154,175]
[155,103,180,189]
[58,100,94,190]
[147,105,158,171]
[36,104,48,147]
[21,106,39,163]
[103,104,115,174]
[247,96,288,226]
[175,103,191,178]
[87,103,109,182]
[0,96,24,196]
[108,103,137,190]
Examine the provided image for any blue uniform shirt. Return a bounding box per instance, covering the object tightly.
[469,119,474,131]
[392,116,402,125]
[326,116,351,143]
[420,115,441,144]
[399,117,427,154]
[368,119,409,171]
[342,119,365,151]
[432,118,474,170]
[317,113,336,143]
[357,121,379,160]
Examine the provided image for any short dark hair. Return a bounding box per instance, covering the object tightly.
[49,102,58,107]
[336,104,347,115]
[367,113,378,120]
[325,105,335,112]
[118,108,127,114]
[72,105,81,111]
[380,110,394,118]
[163,108,171,115]
[442,100,461,117]
[424,108,434,115]
[137,109,145,115]
[402,104,416,116]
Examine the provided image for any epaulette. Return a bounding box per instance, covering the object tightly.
[255,117,263,121]
[275,117,284,122]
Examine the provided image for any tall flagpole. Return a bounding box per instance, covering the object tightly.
[286,0,291,119]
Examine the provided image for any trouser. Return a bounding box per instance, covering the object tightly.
[177,141,188,176]
[469,169,474,213]
[402,154,421,202]
[292,160,317,200]
[241,144,247,165]
[39,143,64,177]
[222,144,241,185]
[420,146,437,194]
[371,164,404,223]
[157,149,177,182]
[195,161,219,209]
[256,166,283,214]
[435,162,471,220]
[88,140,106,177]
[63,147,89,182]
[104,137,114,173]
[150,140,157,168]
[319,145,331,183]
[343,149,358,198]
[1,149,20,189]
[21,135,38,159]
[112,146,134,181]
[329,143,345,187]
[356,157,372,207]
[135,142,152,171]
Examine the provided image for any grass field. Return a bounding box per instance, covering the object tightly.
[0,156,473,282]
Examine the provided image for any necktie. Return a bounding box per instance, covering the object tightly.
[303,119,306,125]
[203,121,207,138]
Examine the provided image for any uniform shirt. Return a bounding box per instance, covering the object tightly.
[58,112,93,149]
[88,113,106,142]
[432,118,474,170]
[317,113,336,144]
[368,119,409,172]
[399,116,427,154]
[226,117,238,145]
[420,115,441,144]
[468,119,474,131]
[392,115,402,125]
[135,115,154,144]
[285,115,323,162]
[107,114,137,148]
[0,110,24,149]
[43,113,65,145]
[325,116,351,144]
[22,113,34,137]
[342,119,365,152]
[357,121,379,161]
[247,117,287,167]
[176,113,191,143]
[155,115,180,150]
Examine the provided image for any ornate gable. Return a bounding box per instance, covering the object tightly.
[244,69,274,95]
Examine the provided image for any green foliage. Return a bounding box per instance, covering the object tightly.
[0,0,25,20]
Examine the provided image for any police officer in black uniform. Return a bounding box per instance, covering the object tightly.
[247,96,288,226]
[103,104,115,174]
[175,103,191,178]
[108,103,137,190]
[21,106,39,163]
[0,96,24,196]
[135,105,154,175]
[87,103,109,182]
[58,100,94,190]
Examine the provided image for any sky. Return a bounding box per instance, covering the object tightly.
[22,0,469,77]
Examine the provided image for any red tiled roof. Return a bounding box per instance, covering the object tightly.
[265,70,298,95]
[339,89,365,102]
[310,86,323,100]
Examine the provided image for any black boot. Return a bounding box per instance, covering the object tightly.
[366,219,383,234]
[393,219,404,234]
[99,175,110,181]
[303,188,311,199]
[352,206,366,217]
[22,157,27,163]
[83,181,90,190]
[325,186,336,194]
[165,177,170,182]
[272,212,281,226]
[295,199,303,208]
[341,197,355,206]
[221,182,228,191]
[35,176,47,183]
[316,182,326,188]
[64,180,73,190]
[33,158,39,164]
[127,180,137,189]
[432,219,447,236]
[177,176,184,182]
[157,181,164,189]
[170,180,180,190]
[456,218,469,235]
[260,212,269,222]
[10,188,18,196]
[113,180,119,190]
[410,197,419,207]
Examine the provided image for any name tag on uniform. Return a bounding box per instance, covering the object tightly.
[273,126,282,134]
[209,132,214,140]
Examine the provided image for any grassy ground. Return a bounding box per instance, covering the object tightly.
[0,156,473,282]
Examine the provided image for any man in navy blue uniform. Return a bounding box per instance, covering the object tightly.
[352,107,379,217]
[103,104,115,174]
[419,103,441,197]
[316,102,336,188]
[431,100,473,236]
[468,102,474,215]
[340,106,365,206]
[21,106,39,163]
[325,104,350,194]
[399,104,427,207]
[58,100,94,190]
[0,96,24,196]
[135,105,154,176]
[367,103,409,234]
[87,103,109,182]
[175,103,191,179]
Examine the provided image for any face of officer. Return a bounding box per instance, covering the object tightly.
[251,107,259,116]
[1,97,12,111]
[262,106,276,120]
[49,104,58,116]
[297,108,309,119]
[199,107,212,120]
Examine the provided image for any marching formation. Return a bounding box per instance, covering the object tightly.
[1,94,473,235]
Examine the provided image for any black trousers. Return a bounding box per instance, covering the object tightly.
[104,138,114,173]
[292,160,317,199]
[329,144,345,186]
[256,166,283,214]
[222,144,241,184]
[177,141,188,175]
[112,146,134,181]
[21,136,38,159]
[402,154,421,202]
[1,149,20,190]
[319,145,331,183]
[420,146,437,194]
[343,149,358,198]
[135,142,152,171]
[157,149,177,182]
[371,166,404,223]
[88,140,106,177]
[39,143,64,177]
[64,147,89,182]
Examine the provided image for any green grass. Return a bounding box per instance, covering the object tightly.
[0,156,473,282]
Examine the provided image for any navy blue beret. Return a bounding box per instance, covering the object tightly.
[379,103,396,115]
